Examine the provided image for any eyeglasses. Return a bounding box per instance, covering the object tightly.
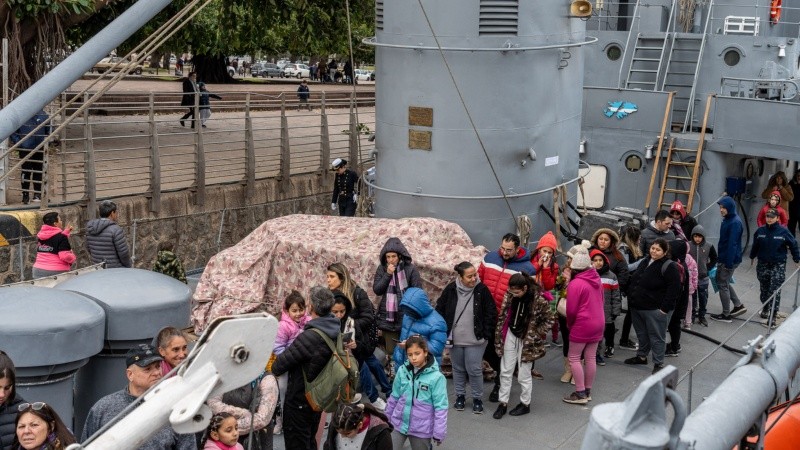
[18,402,46,412]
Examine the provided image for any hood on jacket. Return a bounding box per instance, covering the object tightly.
[399,287,432,319]
[305,314,342,339]
[766,190,783,206]
[573,266,602,289]
[690,224,705,239]
[501,246,532,264]
[37,224,65,240]
[718,196,737,217]
[156,250,178,262]
[670,200,687,219]
[669,239,688,262]
[535,231,558,253]
[591,228,620,248]
[589,249,610,273]
[379,237,413,266]
[86,218,117,236]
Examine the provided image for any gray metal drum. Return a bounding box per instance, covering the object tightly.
[55,268,192,436]
[0,286,105,430]
[369,0,590,247]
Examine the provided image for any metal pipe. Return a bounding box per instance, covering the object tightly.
[0,0,174,142]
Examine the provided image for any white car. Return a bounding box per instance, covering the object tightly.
[355,69,373,81]
[284,63,310,78]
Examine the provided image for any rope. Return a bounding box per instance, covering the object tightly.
[516,215,532,247]
[344,0,368,218]
[414,0,517,221]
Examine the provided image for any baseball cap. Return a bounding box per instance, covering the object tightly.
[125,344,163,368]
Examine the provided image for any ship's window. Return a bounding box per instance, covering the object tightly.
[723,49,741,66]
[606,45,622,61]
[625,154,643,172]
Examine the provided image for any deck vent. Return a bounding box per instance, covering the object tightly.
[376,0,384,31]
[479,0,519,36]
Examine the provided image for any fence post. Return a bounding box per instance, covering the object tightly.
[348,92,359,167]
[18,220,24,281]
[84,92,97,219]
[60,92,67,202]
[320,92,331,182]
[148,92,161,214]
[194,91,206,206]
[279,93,291,193]
[131,220,137,267]
[244,93,255,199]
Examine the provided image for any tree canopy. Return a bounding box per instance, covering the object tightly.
[2,0,375,94]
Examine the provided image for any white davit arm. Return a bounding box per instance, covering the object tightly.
[67,313,278,450]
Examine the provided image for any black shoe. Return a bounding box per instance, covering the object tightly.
[453,395,465,411]
[652,363,665,374]
[473,399,484,414]
[665,345,678,357]
[604,346,614,358]
[710,313,732,323]
[619,340,639,350]
[21,193,29,204]
[699,317,708,327]
[760,310,770,319]
[730,305,747,317]
[624,355,648,365]
[492,403,507,420]
[180,120,185,127]
[508,403,530,416]
[489,383,500,403]
[596,354,606,366]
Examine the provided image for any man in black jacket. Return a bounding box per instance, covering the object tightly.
[179,71,198,128]
[272,286,339,450]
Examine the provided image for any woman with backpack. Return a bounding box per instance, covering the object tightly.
[373,238,423,374]
[625,238,682,375]
[206,372,279,450]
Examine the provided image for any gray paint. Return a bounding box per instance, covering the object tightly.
[372,0,588,247]
[0,286,106,431]
[0,0,173,142]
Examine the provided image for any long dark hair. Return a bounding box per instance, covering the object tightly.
[508,272,538,297]
[13,403,76,450]
[0,351,16,406]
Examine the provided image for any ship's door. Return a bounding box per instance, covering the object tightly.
[578,164,607,209]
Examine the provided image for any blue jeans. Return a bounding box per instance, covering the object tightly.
[359,361,379,402]
[363,354,391,394]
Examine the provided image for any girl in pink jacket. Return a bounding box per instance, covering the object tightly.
[272,290,310,434]
[32,212,76,278]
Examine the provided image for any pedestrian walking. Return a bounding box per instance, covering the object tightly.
[330,159,359,217]
[297,80,311,111]
[179,72,199,128]
[10,109,49,204]
[198,82,222,128]
[750,208,800,321]
[710,196,747,322]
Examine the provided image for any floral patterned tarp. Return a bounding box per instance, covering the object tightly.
[191,214,489,332]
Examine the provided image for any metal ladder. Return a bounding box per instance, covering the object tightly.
[654,94,714,212]
[660,35,702,127]
[625,33,670,90]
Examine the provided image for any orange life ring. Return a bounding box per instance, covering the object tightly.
[771,0,782,24]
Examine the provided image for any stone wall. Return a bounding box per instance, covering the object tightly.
[0,172,333,283]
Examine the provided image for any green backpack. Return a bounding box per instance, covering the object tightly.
[303,329,360,412]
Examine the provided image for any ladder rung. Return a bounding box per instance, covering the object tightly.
[661,202,677,207]
[631,69,658,73]
[664,188,691,194]
[633,58,661,62]
[628,81,656,85]
[671,59,699,63]
[668,161,695,167]
[672,148,697,152]
[670,71,696,75]
[667,175,693,180]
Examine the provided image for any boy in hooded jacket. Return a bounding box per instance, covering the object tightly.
[392,287,448,369]
[590,250,621,361]
[756,191,789,227]
[750,208,800,320]
[689,225,717,326]
[712,196,747,321]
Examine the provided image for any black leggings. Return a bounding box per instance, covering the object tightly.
[604,322,616,349]
[558,315,570,357]
[620,308,633,344]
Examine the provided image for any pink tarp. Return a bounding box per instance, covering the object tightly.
[191,214,489,332]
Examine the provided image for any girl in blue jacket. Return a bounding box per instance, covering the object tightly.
[386,335,448,449]
[392,287,448,369]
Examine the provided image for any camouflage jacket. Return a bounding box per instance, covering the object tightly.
[494,290,553,363]
[153,250,187,284]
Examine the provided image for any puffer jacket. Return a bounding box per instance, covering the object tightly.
[718,196,744,268]
[274,307,311,354]
[0,394,24,450]
[756,190,789,227]
[435,281,496,342]
[272,315,341,408]
[392,288,447,368]
[596,258,622,323]
[688,225,717,280]
[532,252,559,291]
[373,238,423,333]
[33,224,75,272]
[629,256,682,312]
[591,228,631,294]
[385,354,447,442]
[750,221,800,264]
[349,286,377,361]
[494,289,552,363]
[478,247,535,312]
[85,218,132,268]
[565,269,605,343]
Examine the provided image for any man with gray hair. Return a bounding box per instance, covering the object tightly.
[86,200,132,268]
[272,287,339,450]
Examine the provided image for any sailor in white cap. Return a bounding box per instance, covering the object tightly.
[331,158,359,216]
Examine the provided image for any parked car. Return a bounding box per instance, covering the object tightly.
[283,63,310,78]
[276,59,290,70]
[92,56,143,75]
[251,62,285,78]
[355,69,374,81]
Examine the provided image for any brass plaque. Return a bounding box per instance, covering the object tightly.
[409,130,432,150]
[408,106,433,127]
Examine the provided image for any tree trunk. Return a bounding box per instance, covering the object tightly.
[192,54,235,84]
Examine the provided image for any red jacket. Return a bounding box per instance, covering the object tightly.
[478,247,535,312]
[531,252,559,291]
[757,192,789,227]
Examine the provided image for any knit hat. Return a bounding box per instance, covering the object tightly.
[567,241,592,270]
[536,231,558,252]
[589,249,608,265]
[591,228,619,247]
[670,200,687,219]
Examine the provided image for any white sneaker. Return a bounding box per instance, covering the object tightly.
[372,397,387,411]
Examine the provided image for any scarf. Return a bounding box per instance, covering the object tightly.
[209,439,238,450]
[385,262,408,322]
[455,276,476,299]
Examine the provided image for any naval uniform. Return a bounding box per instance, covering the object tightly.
[332,168,359,216]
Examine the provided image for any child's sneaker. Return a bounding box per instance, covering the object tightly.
[603,346,614,358]
[563,391,589,405]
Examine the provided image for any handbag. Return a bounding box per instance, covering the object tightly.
[557,297,567,317]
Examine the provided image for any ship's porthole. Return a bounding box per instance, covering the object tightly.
[723,49,741,66]
[606,45,622,61]
[624,154,643,172]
